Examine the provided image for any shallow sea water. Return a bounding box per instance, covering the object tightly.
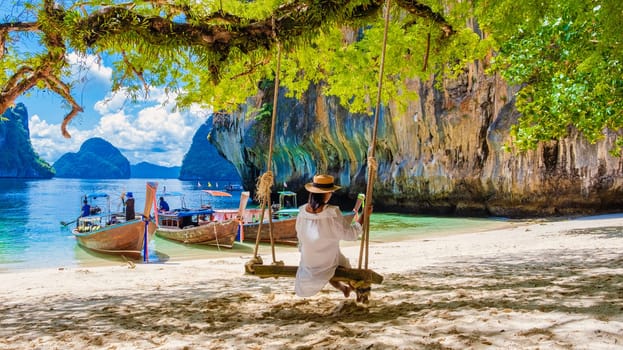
[0,178,510,272]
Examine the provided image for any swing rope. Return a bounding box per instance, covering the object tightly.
[245,4,389,302]
[250,18,283,267]
[358,0,390,270]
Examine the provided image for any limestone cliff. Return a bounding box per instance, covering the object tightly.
[0,103,54,178]
[209,66,623,218]
[179,119,241,182]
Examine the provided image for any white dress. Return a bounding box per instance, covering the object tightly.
[295,204,362,297]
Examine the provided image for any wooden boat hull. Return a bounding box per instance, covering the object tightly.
[73,219,156,259]
[243,217,297,245]
[155,219,239,248]
[243,213,355,245]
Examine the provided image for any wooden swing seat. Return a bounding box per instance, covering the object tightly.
[246,264,383,284]
[245,263,383,303]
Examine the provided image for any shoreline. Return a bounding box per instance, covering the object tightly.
[2,213,623,349]
[1,213,519,273]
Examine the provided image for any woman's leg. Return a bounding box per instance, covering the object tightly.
[332,252,353,297]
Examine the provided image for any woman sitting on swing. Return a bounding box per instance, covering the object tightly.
[295,174,371,298]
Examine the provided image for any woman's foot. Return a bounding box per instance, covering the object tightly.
[341,285,352,298]
[330,281,352,298]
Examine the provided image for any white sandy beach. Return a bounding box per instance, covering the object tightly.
[1,214,623,349]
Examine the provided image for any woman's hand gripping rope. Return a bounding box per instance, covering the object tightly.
[352,193,365,224]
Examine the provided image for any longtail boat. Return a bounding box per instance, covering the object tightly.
[154,190,247,248]
[73,182,158,260]
[155,217,240,247]
[241,191,299,245]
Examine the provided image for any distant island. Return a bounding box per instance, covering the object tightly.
[52,128,241,180]
[2,102,241,181]
[131,162,180,179]
[53,137,131,179]
[53,138,181,179]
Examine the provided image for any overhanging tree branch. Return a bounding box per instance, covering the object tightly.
[395,0,454,36]
[0,0,455,137]
[43,74,84,138]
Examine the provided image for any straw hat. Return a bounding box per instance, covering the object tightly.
[304,174,341,193]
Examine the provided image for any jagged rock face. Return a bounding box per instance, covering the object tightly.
[53,137,130,178]
[210,85,372,196]
[210,67,623,218]
[0,103,54,178]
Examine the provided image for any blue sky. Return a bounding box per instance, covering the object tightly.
[17,52,212,167]
[1,3,212,167]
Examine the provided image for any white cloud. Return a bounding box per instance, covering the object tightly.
[65,52,113,84]
[189,103,213,120]
[30,115,91,162]
[30,97,211,167]
[93,87,178,114]
[28,56,212,168]
[93,88,130,114]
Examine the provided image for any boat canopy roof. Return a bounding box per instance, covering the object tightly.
[164,208,214,217]
[85,192,109,199]
[278,191,297,197]
[202,190,232,197]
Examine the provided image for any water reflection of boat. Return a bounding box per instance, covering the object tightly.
[72,182,158,260]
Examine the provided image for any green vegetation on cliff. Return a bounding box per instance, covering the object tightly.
[0,103,54,178]
[480,1,623,153]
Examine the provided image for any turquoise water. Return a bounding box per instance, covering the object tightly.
[0,178,247,271]
[0,178,509,271]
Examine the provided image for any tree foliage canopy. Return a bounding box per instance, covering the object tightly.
[480,0,623,153]
[0,0,621,153]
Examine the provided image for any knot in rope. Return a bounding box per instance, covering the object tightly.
[349,280,372,304]
[244,255,264,273]
[367,156,378,175]
[255,171,274,206]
